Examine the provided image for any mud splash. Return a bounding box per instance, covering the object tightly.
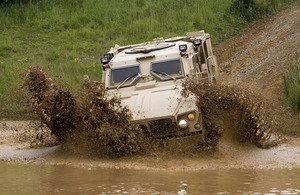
[21,67,148,155]
[183,79,280,149]
[21,67,280,157]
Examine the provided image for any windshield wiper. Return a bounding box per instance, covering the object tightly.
[153,71,177,80]
[116,73,140,89]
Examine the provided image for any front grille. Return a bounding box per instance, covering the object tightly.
[148,118,176,136]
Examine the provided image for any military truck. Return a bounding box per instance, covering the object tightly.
[100,31,218,141]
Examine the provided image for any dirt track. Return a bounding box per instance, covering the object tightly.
[1,3,300,169]
[216,2,300,97]
[215,2,300,133]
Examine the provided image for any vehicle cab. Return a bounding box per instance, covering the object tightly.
[100,31,218,139]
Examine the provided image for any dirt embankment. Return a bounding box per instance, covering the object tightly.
[215,2,300,134]
[1,3,300,169]
[216,3,300,95]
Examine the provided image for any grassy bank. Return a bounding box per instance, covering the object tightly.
[283,53,300,113]
[0,0,298,119]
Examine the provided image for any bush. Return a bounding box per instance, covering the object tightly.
[0,0,39,5]
[230,0,297,21]
[283,52,300,113]
[231,0,259,21]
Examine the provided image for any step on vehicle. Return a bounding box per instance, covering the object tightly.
[101,31,218,141]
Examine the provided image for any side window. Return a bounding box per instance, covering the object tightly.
[199,41,210,73]
[192,55,200,73]
[203,41,209,58]
[199,46,206,65]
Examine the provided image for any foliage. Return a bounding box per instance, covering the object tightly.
[283,52,300,113]
[0,0,39,5]
[230,0,297,21]
[231,0,257,21]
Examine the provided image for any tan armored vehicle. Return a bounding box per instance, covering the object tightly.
[100,31,218,140]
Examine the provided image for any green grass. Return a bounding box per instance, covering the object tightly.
[0,0,298,119]
[283,53,300,113]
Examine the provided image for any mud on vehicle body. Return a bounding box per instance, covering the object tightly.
[100,31,218,141]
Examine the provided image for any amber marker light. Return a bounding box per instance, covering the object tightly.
[188,113,195,121]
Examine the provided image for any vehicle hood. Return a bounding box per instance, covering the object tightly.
[119,85,198,121]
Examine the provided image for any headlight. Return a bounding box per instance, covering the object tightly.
[193,39,202,46]
[104,53,114,60]
[101,56,110,64]
[178,119,188,128]
[178,44,187,52]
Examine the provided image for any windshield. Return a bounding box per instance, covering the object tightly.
[110,65,140,87]
[151,58,184,80]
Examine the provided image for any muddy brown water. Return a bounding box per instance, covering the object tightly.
[0,160,300,194]
[1,135,300,194]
